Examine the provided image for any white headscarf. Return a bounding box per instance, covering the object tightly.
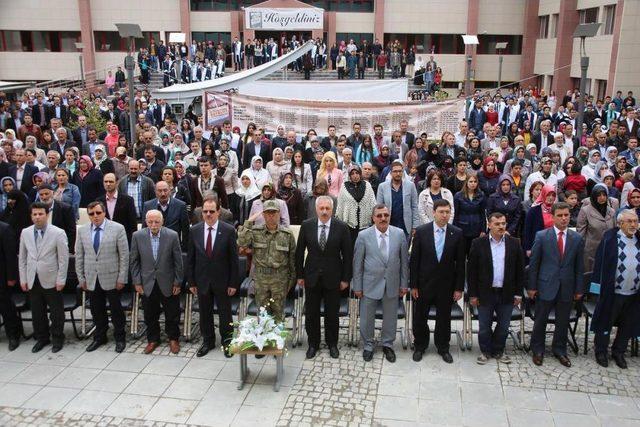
[235,170,261,200]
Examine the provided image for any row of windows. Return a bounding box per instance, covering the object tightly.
[539,4,616,39]
[0,31,80,52]
[384,34,523,55]
[94,31,162,51]
[190,0,373,12]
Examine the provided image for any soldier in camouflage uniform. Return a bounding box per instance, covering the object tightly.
[237,199,297,323]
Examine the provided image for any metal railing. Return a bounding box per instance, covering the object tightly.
[32,61,138,93]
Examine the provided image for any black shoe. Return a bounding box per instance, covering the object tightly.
[382,347,396,363]
[306,346,318,359]
[329,345,339,359]
[196,343,212,358]
[51,342,63,353]
[31,340,50,353]
[224,347,233,358]
[8,337,19,351]
[255,354,266,359]
[115,341,126,353]
[595,353,609,368]
[412,349,424,362]
[440,351,453,364]
[612,353,628,369]
[86,340,106,352]
[363,350,374,362]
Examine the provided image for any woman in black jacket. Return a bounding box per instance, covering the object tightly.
[485,174,522,237]
[0,189,31,237]
[72,155,105,208]
[276,172,305,225]
[453,172,486,255]
[93,144,115,177]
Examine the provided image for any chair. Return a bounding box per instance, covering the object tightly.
[580,272,595,354]
[463,302,525,351]
[350,294,410,350]
[11,286,31,340]
[406,298,466,351]
[245,283,303,347]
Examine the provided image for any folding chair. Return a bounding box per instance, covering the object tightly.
[463,302,525,351]
[406,297,465,350]
[580,272,595,355]
[62,255,84,340]
[245,283,303,347]
[11,286,31,340]
[350,294,410,349]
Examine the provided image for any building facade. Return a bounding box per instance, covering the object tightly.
[0,0,636,96]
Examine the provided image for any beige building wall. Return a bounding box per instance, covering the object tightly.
[477,0,525,34]
[190,12,233,32]
[538,0,561,16]
[569,36,613,81]
[577,0,616,10]
[475,55,522,82]
[0,0,80,31]
[335,12,375,34]
[90,0,181,32]
[613,0,640,93]
[383,0,468,34]
[533,38,557,76]
[0,53,81,81]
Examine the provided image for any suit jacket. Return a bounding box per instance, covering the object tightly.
[72,126,90,145]
[0,221,18,286]
[116,174,157,215]
[186,221,239,294]
[51,200,77,251]
[242,142,272,168]
[9,163,38,194]
[403,132,415,149]
[295,218,353,289]
[50,140,76,158]
[153,105,172,127]
[97,193,138,244]
[531,131,553,152]
[352,225,409,300]
[101,109,119,127]
[46,104,69,126]
[467,235,525,304]
[468,108,487,133]
[527,227,585,302]
[31,103,48,127]
[409,222,465,294]
[18,224,68,289]
[130,227,183,297]
[376,180,420,234]
[75,219,129,291]
[142,197,190,250]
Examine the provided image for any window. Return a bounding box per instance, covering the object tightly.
[477,35,523,55]
[579,7,599,24]
[336,33,373,45]
[142,32,161,46]
[0,30,80,52]
[384,34,465,54]
[94,31,127,51]
[192,31,231,46]
[551,14,559,38]
[539,15,549,39]
[603,4,616,35]
[190,0,373,12]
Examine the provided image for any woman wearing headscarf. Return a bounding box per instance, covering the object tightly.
[478,157,501,197]
[373,145,393,175]
[215,138,239,173]
[215,154,238,215]
[27,171,50,202]
[72,155,105,208]
[523,184,557,257]
[276,172,305,225]
[235,170,262,223]
[453,171,486,254]
[621,167,640,205]
[336,165,377,245]
[266,147,289,188]
[575,146,590,167]
[93,144,114,176]
[241,155,271,190]
[605,146,618,168]
[469,153,483,172]
[577,183,616,272]
[581,149,603,181]
[586,160,611,195]
[503,145,532,178]
[317,151,343,198]
[0,176,16,215]
[622,188,640,219]
[306,180,335,220]
[248,183,290,226]
[104,124,121,157]
[485,174,522,237]
[161,166,192,214]
[0,189,31,237]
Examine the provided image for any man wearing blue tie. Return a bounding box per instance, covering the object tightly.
[410,199,465,364]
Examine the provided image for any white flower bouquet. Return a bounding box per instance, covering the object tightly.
[229,307,289,351]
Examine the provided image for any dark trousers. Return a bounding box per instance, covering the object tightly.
[357,68,365,79]
[412,288,452,353]
[143,283,180,342]
[89,279,125,342]
[305,278,340,347]
[198,287,233,347]
[477,289,513,356]
[378,68,385,79]
[30,275,65,344]
[594,294,639,357]
[337,67,345,79]
[0,282,20,339]
[530,296,572,356]
[304,69,311,80]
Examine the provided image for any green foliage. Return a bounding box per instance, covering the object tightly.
[68,103,107,134]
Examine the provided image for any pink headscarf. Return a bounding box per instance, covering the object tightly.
[79,155,94,179]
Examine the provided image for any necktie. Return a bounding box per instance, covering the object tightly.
[35,229,41,249]
[93,227,101,254]
[557,231,564,259]
[436,228,445,262]
[206,226,213,258]
[379,233,388,263]
[319,224,327,250]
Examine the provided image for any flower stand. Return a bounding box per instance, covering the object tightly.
[231,346,285,392]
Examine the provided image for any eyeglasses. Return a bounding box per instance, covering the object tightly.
[88,211,104,216]
[202,210,216,214]
[375,213,390,218]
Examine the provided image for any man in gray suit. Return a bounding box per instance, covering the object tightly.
[353,204,409,362]
[528,202,585,367]
[130,210,184,355]
[75,201,130,353]
[376,160,420,239]
[19,202,69,353]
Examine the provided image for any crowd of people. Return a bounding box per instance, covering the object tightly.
[0,82,638,370]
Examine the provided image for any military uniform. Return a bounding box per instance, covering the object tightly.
[237,200,297,322]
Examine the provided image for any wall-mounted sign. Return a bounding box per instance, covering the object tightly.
[245,8,323,30]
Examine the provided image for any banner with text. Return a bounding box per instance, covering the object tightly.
[204,92,463,139]
[245,7,323,30]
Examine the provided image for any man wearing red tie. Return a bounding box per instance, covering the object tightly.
[527,202,585,367]
[187,196,239,358]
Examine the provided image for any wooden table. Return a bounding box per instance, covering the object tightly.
[230,346,285,391]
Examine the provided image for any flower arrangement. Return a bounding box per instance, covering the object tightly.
[229,306,289,352]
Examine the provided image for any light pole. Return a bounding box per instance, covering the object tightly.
[461,35,479,120]
[115,23,143,153]
[74,42,84,88]
[495,41,508,91]
[573,23,601,141]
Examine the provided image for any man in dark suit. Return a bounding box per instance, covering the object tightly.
[97,173,137,245]
[0,220,21,351]
[187,196,239,358]
[100,102,119,127]
[468,99,487,135]
[37,184,77,252]
[31,94,48,128]
[142,145,166,183]
[531,119,554,152]
[295,195,352,359]
[410,199,465,364]
[399,119,415,149]
[50,127,76,158]
[142,181,189,251]
[46,96,69,126]
[528,202,584,367]
[9,149,38,194]
[117,160,157,221]
[242,128,271,168]
[517,104,537,130]
[153,99,172,128]
[467,212,525,364]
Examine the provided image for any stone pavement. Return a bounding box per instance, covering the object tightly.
[0,316,639,426]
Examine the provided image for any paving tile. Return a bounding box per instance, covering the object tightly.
[417,399,462,426]
[460,382,503,405]
[461,402,509,427]
[145,397,198,424]
[71,350,118,370]
[63,389,119,414]
[106,352,152,373]
[377,374,420,397]
[0,383,42,406]
[188,401,240,426]
[375,395,418,422]
[503,386,550,411]
[590,394,640,419]
[178,358,226,380]
[12,364,65,386]
[232,404,281,427]
[0,361,29,382]
[22,386,80,411]
[163,377,212,400]
[546,390,596,415]
[419,379,460,402]
[142,356,189,376]
[507,408,554,427]
[85,370,137,393]
[243,384,291,409]
[201,379,250,405]
[103,393,158,419]
[48,366,101,389]
[255,363,301,388]
[553,412,601,427]
[124,373,174,397]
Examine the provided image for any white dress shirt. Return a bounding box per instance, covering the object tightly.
[489,234,506,288]
[204,220,218,248]
[375,227,389,259]
[317,218,332,243]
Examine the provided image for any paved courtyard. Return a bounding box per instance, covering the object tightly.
[0,315,638,426]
